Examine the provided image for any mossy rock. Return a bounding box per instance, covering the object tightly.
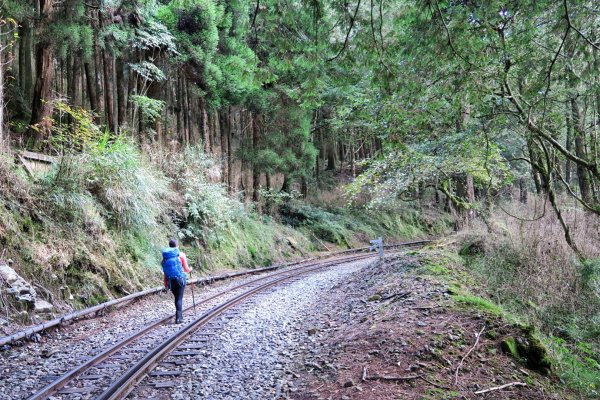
[517,334,552,374]
[458,238,485,256]
[501,329,552,375]
[501,336,520,359]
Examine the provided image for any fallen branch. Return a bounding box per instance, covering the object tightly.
[366,374,419,382]
[361,366,367,382]
[454,324,486,385]
[475,382,526,395]
[381,291,411,301]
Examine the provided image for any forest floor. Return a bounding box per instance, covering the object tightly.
[290,248,572,400]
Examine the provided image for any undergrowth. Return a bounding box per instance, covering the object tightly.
[454,200,600,398]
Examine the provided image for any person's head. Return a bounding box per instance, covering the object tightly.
[169,238,178,248]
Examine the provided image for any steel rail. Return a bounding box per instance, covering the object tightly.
[97,254,375,400]
[26,253,377,400]
[1,239,431,348]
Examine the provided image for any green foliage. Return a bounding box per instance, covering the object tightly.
[130,21,178,54]
[48,101,104,150]
[546,336,600,398]
[246,99,318,183]
[129,62,166,83]
[129,95,165,125]
[40,137,169,232]
[160,145,242,243]
[453,294,505,317]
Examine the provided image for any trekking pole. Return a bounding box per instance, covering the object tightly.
[189,269,197,313]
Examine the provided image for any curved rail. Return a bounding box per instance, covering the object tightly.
[27,253,374,400]
[98,254,373,400]
[1,240,431,348]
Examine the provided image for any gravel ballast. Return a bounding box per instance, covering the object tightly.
[129,258,372,400]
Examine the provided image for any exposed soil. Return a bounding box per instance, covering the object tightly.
[290,252,567,400]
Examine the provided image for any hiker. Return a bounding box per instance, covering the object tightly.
[162,238,191,323]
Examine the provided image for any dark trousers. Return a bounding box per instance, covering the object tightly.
[168,277,186,320]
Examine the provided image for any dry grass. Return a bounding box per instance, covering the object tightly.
[463,195,600,339]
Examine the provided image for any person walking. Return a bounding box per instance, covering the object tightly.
[162,238,191,323]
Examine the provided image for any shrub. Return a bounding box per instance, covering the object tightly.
[157,145,243,244]
[38,136,169,233]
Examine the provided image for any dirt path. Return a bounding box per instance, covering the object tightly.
[290,251,567,400]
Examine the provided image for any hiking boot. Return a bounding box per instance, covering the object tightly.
[176,318,183,324]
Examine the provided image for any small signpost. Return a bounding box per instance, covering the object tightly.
[369,237,383,260]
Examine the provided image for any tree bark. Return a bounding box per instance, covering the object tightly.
[27,44,54,146]
[227,108,234,192]
[116,57,126,130]
[571,98,591,204]
[281,174,290,193]
[350,143,356,178]
[252,113,261,202]
[70,51,82,107]
[84,62,98,113]
[565,101,572,184]
[200,97,210,152]
[326,141,336,170]
[220,109,230,188]
[518,177,528,204]
[18,21,34,104]
[301,176,308,198]
[102,49,115,132]
[93,36,104,123]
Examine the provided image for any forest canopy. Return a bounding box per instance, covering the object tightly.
[0,0,599,256]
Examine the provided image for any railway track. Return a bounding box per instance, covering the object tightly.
[24,241,430,400]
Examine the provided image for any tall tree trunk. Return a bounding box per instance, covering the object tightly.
[301,176,308,198]
[92,12,104,124]
[326,141,336,170]
[455,100,474,227]
[184,80,190,145]
[220,109,230,188]
[227,108,234,192]
[571,98,591,204]
[70,51,82,107]
[18,21,34,106]
[518,177,528,204]
[27,44,54,146]
[200,97,210,152]
[350,143,356,178]
[26,0,56,147]
[338,141,344,172]
[281,174,290,193]
[176,76,183,143]
[565,101,573,184]
[84,62,98,113]
[116,58,126,130]
[528,142,543,194]
[102,50,115,132]
[252,113,261,202]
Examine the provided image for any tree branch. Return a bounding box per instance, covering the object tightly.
[327,0,362,62]
[564,0,600,51]
[504,77,599,177]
